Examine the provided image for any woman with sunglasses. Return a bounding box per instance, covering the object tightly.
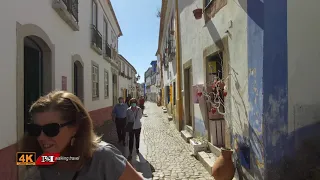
[21,91,143,180]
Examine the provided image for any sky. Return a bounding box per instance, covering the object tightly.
[111,0,161,83]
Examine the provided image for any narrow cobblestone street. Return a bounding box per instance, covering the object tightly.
[97,102,213,179]
[141,102,213,180]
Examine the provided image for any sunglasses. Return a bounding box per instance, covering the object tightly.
[26,120,76,137]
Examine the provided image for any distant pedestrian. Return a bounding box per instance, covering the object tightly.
[125,94,132,107]
[125,98,143,161]
[138,96,145,115]
[112,97,128,145]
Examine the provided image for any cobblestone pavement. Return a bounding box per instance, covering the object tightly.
[94,102,213,179]
[142,102,213,180]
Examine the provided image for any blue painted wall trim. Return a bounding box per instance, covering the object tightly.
[247,0,288,179]
[247,0,265,178]
[263,1,288,179]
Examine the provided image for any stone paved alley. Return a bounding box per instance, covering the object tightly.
[96,102,213,179]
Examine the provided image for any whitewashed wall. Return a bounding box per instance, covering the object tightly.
[179,0,248,136]
[0,0,120,149]
[287,0,320,132]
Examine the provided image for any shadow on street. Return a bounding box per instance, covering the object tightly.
[94,120,154,179]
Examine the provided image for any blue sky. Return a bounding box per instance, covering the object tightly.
[111,0,161,83]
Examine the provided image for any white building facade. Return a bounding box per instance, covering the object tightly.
[117,54,137,100]
[0,0,122,178]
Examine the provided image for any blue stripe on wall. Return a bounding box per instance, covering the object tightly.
[263,0,288,179]
[247,0,288,178]
[247,0,265,178]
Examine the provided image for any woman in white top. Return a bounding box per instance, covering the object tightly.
[126,98,143,160]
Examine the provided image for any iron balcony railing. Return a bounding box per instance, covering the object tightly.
[91,25,102,50]
[62,0,79,22]
[105,43,112,58]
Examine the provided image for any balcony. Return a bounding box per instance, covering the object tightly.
[91,25,102,55]
[52,0,79,31]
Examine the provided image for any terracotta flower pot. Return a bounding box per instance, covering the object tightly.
[193,8,203,20]
[212,148,235,180]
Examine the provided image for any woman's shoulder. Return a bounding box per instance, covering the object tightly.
[93,141,124,158]
[90,141,127,178]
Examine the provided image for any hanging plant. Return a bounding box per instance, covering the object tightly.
[193,8,203,20]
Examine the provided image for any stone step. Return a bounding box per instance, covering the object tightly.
[180,130,193,143]
[197,151,216,175]
[185,125,193,134]
[167,115,172,121]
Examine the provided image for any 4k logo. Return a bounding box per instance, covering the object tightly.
[16,152,36,165]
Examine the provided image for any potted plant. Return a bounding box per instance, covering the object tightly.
[190,136,208,155]
[193,8,203,20]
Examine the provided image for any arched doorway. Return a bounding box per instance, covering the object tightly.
[73,60,84,103]
[17,23,55,139]
[23,35,53,130]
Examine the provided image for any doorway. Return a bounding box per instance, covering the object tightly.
[73,60,84,103]
[184,67,193,127]
[206,52,225,147]
[23,35,52,131]
[24,37,43,129]
[112,74,117,105]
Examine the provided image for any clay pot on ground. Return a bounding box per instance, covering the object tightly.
[212,148,235,180]
[193,8,203,19]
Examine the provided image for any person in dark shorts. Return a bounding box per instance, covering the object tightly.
[112,97,129,145]
[138,96,145,115]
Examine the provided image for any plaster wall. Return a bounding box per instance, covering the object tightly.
[179,0,248,139]
[287,0,320,132]
[0,0,120,150]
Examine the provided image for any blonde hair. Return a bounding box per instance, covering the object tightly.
[20,91,101,169]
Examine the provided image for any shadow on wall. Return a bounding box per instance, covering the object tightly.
[238,0,264,29]
[268,122,320,180]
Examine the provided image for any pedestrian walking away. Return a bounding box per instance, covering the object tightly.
[138,96,145,115]
[112,97,129,146]
[125,94,132,107]
[125,98,143,161]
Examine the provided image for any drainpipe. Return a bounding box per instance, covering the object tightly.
[175,0,183,131]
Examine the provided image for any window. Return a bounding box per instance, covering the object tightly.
[104,18,108,43]
[122,63,125,73]
[104,70,109,98]
[92,62,99,99]
[92,0,97,27]
[204,0,212,7]
[170,14,174,32]
[112,32,115,46]
[127,66,129,76]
